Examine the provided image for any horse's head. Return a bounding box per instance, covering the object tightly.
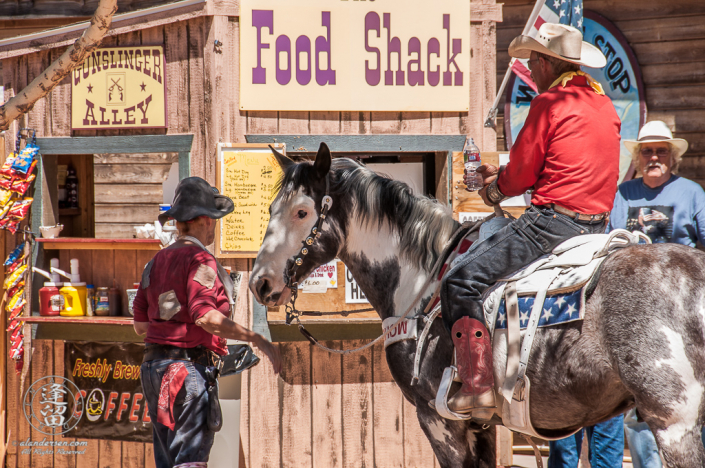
[250,143,342,306]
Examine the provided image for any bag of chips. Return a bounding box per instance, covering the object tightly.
[11,146,37,175]
[19,160,37,179]
[8,297,25,319]
[5,283,23,301]
[6,219,21,234]
[3,263,27,289]
[6,319,19,333]
[10,174,35,196]
[8,198,32,220]
[4,244,24,266]
[0,155,17,179]
[0,189,13,207]
[0,178,13,191]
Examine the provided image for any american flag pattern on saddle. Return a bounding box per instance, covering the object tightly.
[494,287,584,330]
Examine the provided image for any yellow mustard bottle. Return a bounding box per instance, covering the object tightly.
[53,259,87,317]
[59,283,87,316]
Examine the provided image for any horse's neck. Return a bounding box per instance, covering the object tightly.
[340,221,443,321]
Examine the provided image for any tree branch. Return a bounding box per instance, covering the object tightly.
[0,0,118,131]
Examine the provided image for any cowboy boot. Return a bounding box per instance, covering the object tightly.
[447,317,496,414]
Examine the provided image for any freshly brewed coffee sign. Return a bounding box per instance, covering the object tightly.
[64,342,152,442]
[240,0,470,111]
[71,46,167,130]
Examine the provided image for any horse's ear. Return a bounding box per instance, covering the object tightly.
[269,145,295,171]
[313,142,332,180]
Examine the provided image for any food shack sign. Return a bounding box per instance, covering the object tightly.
[71,46,167,130]
[240,0,470,111]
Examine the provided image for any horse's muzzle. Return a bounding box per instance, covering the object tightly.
[250,276,290,306]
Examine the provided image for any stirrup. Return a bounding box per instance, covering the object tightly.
[434,366,472,420]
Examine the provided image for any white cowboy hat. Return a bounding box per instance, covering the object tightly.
[508,23,607,69]
[623,120,689,159]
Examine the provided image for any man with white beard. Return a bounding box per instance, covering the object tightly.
[609,120,705,246]
[608,120,705,468]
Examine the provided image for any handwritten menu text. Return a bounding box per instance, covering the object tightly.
[221,151,282,252]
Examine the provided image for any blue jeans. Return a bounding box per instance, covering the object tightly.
[624,409,662,468]
[141,359,215,468]
[548,415,625,468]
[441,205,606,333]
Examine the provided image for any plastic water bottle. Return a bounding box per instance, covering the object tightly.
[463,138,482,191]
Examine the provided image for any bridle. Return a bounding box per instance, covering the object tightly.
[283,174,333,326]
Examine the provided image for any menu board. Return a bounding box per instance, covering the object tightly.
[216,143,285,257]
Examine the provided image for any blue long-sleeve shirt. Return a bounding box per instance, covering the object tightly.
[608,175,705,246]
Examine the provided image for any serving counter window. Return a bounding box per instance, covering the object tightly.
[43,152,179,239]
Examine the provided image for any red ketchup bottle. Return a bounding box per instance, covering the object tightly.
[34,260,64,316]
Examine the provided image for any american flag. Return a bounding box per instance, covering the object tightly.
[510,0,584,92]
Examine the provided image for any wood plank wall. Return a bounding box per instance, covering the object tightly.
[0,0,499,465]
[496,0,705,189]
[94,152,176,239]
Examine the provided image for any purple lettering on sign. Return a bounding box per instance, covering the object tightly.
[136,95,152,124]
[315,12,336,86]
[407,37,424,86]
[365,12,381,86]
[152,49,162,83]
[276,35,292,85]
[443,14,462,86]
[427,38,440,86]
[124,105,136,124]
[383,13,404,86]
[99,107,110,125]
[296,35,312,85]
[83,100,97,126]
[252,10,274,84]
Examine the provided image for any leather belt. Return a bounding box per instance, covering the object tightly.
[536,204,609,224]
[143,343,220,367]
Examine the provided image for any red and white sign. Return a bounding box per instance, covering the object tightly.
[299,260,338,293]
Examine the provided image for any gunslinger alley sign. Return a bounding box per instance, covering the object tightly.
[71,46,167,130]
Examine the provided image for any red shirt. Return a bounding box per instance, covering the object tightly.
[133,245,229,355]
[498,74,621,214]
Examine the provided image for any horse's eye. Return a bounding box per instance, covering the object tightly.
[298,210,307,219]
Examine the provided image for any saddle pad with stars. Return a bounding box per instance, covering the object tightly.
[494,288,583,330]
[483,233,623,332]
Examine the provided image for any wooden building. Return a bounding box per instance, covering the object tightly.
[0,0,506,467]
[4,0,699,466]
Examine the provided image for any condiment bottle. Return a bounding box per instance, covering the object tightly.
[33,259,64,316]
[95,287,110,316]
[86,285,95,317]
[109,287,122,317]
[52,259,87,317]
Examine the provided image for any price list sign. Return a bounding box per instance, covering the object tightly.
[217,145,284,256]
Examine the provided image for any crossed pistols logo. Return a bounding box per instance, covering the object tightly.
[23,376,84,435]
[107,73,126,106]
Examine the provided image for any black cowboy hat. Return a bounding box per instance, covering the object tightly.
[158,176,234,225]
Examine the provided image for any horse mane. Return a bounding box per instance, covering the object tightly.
[275,157,460,271]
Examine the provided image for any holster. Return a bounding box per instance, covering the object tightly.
[204,366,222,432]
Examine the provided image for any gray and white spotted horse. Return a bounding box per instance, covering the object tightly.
[250,143,705,468]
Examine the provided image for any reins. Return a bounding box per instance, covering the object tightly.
[282,173,483,355]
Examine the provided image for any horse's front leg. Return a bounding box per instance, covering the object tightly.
[415,401,495,468]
